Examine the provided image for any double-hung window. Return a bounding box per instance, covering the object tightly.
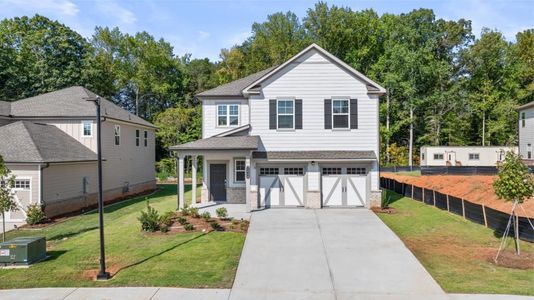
[82,121,92,137]
[277,100,294,129]
[522,112,526,127]
[217,104,239,126]
[135,130,140,146]
[144,131,148,147]
[234,159,246,182]
[332,99,349,129]
[114,125,121,145]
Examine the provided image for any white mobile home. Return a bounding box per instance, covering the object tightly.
[420,146,518,167]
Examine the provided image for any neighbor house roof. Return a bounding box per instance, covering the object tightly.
[0,121,97,163]
[252,150,377,160]
[170,136,260,151]
[1,86,155,128]
[196,67,277,98]
[0,101,10,116]
[518,101,534,110]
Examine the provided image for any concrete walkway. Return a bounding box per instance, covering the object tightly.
[230,209,445,300]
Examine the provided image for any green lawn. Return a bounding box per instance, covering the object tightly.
[0,184,245,288]
[376,190,534,295]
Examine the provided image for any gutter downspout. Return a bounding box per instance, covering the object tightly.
[39,163,50,211]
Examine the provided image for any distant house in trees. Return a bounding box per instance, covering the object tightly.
[0,87,156,230]
[519,101,534,166]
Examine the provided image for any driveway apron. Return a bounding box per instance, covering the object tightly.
[230,209,445,300]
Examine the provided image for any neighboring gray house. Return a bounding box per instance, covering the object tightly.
[171,44,385,211]
[519,101,534,165]
[0,87,156,229]
[420,146,518,167]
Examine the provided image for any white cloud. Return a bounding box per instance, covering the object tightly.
[197,30,210,41]
[96,1,136,25]
[2,0,79,16]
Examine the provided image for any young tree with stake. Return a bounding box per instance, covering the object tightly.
[0,156,18,242]
[493,151,534,256]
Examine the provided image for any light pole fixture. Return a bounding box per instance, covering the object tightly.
[85,95,110,280]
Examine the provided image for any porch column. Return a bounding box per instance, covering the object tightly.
[245,156,251,212]
[177,155,185,210]
[191,155,198,204]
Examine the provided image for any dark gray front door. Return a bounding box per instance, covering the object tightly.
[210,164,227,201]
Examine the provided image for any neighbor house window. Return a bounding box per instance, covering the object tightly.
[135,130,140,147]
[434,154,444,160]
[322,168,342,175]
[522,112,526,127]
[217,104,239,126]
[277,100,294,129]
[234,159,245,182]
[347,167,366,175]
[284,168,304,175]
[469,153,480,160]
[14,179,30,190]
[529,144,532,159]
[114,125,121,145]
[144,131,148,147]
[260,168,279,175]
[82,121,92,137]
[332,99,349,129]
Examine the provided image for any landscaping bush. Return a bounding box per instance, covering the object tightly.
[160,211,175,227]
[215,207,228,219]
[184,223,195,231]
[25,203,46,225]
[181,207,190,216]
[240,219,249,231]
[138,202,160,232]
[210,221,223,231]
[160,224,169,233]
[189,207,200,218]
[177,216,187,225]
[201,211,211,221]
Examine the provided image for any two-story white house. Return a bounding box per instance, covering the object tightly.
[519,101,534,165]
[0,86,156,229]
[170,44,385,211]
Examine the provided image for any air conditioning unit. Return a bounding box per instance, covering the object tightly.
[0,237,46,266]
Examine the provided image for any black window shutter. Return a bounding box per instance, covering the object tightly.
[295,99,303,129]
[350,98,358,129]
[269,100,277,129]
[324,99,332,129]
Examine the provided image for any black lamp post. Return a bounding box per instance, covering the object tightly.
[86,95,110,280]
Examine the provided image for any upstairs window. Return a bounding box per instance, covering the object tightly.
[82,121,92,137]
[332,99,349,129]
[217,104,239,126]
[434,153,444,160]
[522,112,526,127]
[469,153,480,160]
[114,125,121,145]
[277,100,294,129]
[135,130,140,146]
[144,131,148,147]
[234,159,246,182]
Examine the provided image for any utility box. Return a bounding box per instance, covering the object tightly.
[0,237,46,266]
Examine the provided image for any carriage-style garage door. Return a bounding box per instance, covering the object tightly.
[259,175,305,207]
[321,167,368,207]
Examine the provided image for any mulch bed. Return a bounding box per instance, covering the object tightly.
[371,206,397,214]
[147,212,249,236]
[487,250,534,270]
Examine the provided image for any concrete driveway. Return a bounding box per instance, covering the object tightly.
[230,209,446,300]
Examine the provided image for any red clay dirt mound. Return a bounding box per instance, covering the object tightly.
[381,173,534,218]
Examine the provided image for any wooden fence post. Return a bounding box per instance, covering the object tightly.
[411,185,414,199]
[433,190,436,206]
[446,194,450,211]
[422,188,425,202]
[462,198,466,219]
[482,205,488,227]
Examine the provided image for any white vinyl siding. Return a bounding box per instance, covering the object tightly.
[519,107,534,160]
[202,100,249,138]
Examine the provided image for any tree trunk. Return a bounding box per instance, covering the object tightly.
[135,87,139,116]
[409,106,414,167]
[386,90,390,164]
[482,113,486,146]
[514,210,520,255]
[2,212,5,243]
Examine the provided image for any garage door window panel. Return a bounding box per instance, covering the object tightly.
[322,168,342,175]
[284,168,304,175]
[260,168,279,176]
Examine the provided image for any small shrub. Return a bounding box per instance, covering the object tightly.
[184,223,195,231]
[138,202,160,232]
[215,207,228,219]
[177,216,187,225]
[201,211,211,221]
[160,224,169,233]
[189,207,200,218]
[231,219,240,226]
[26,203,46,225]
[240,219,249,231]
[210,221,223,231]
[160,211,175,227]
[180,207,190,216]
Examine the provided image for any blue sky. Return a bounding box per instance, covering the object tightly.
[1,0,532,61]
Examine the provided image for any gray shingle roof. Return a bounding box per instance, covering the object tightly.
[170,136,260,151]
[5,86,155,128]
[0,121,97,163]
[519,101,534,110]
[0,101,10,116]
[252,151,377,160]
[196,67,277,97]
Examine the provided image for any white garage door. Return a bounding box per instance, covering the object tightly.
[322,172,367,207]
[259,175,305,207]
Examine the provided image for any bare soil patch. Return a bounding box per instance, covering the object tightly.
[382,173,534,218]
[486,250,534,270]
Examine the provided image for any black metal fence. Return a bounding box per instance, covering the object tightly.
[380,177,534,242]
[382,166,534,175]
